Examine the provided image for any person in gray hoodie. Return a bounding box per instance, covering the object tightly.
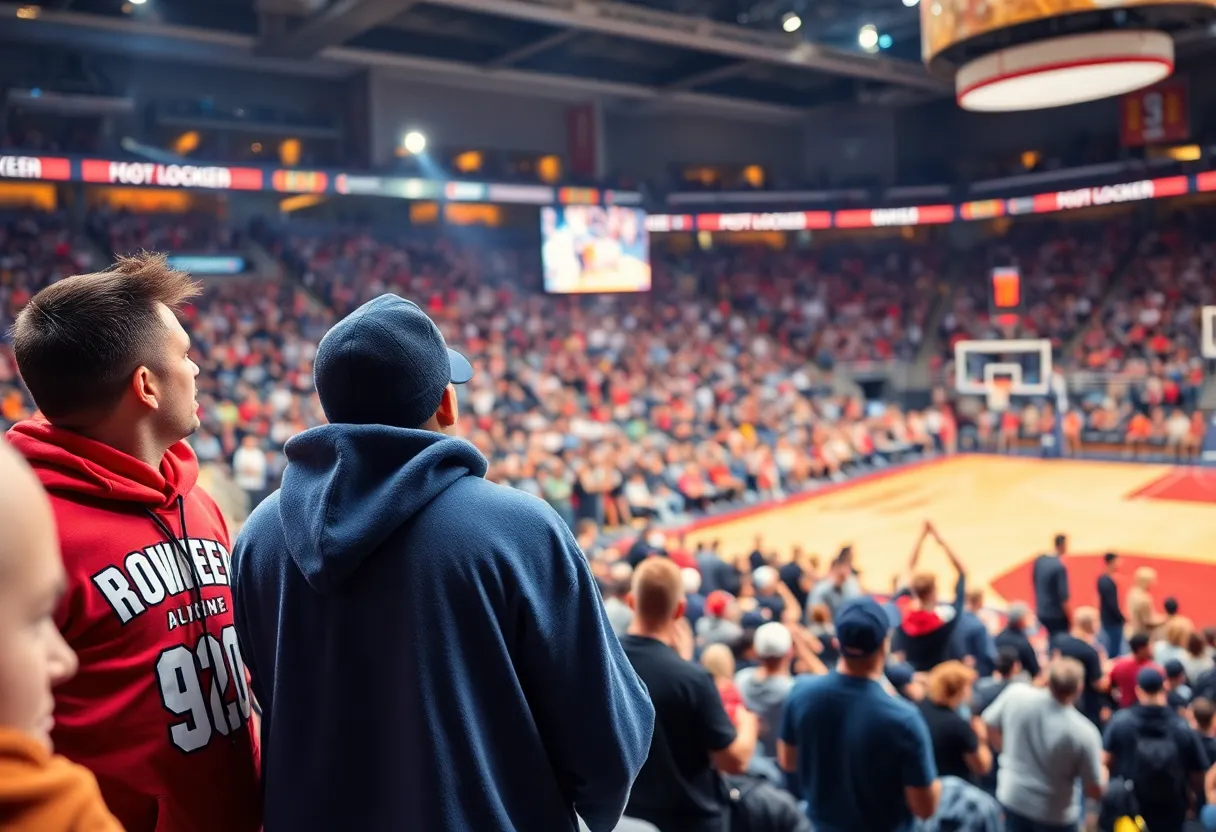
[735,622,796,758]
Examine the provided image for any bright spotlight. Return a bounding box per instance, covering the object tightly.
[402,131,427,155]
[129,0,148,5]
[858,24,879,50]
[878,33,893,49]
[902,0,919,6]
[781,12,802,32]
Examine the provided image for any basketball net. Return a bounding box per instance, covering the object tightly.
[987,378,1012,413]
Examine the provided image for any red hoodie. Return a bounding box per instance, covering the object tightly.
[6,421,261,832]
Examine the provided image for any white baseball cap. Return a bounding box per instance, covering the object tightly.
[753,565,779,592]
[754,622,793,659]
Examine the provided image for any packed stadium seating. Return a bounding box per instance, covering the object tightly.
[1,208,1208,521]
[3,200,1215,832]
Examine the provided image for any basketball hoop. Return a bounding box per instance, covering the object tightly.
[987,378,1013,413]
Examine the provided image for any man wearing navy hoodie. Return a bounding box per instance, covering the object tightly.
[231,295,655,832]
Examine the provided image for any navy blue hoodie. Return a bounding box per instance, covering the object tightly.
[231,425,654,832]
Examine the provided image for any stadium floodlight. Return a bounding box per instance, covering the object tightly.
[129,0,148,5]
[902,0,919,7]
[781,12,802,33]
[402,131,427,155]
[858,24,879,51]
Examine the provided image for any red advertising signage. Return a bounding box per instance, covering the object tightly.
[80,160,263,190]
[696,212,831,232]
[1028,176,1188,214]
[0,155,71,181]
[272,170,328,193]
[1120,80,1189,148]
[834,205,954,228]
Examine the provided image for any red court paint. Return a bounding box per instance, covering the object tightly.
[990,553,1216,628]
[1127,468,1216,505]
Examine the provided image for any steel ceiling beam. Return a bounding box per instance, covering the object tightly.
[664,60,753,91]
[0,4,809,122]
[486,28,580,68]
[257,0,421,59]
[419,0,949,92]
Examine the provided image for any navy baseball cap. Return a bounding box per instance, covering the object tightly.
[836,597,890,658]
[1137,666,1165,694]
[1164,659,1186,680]
[885,661,916,692]
[314,294,473,430]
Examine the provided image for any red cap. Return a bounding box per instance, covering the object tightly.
[705,590,734,619]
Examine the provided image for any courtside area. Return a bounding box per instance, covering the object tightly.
[686,456,1216,623]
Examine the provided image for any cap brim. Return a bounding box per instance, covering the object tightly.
[448,348,474,385]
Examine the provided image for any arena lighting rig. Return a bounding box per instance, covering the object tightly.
[921,0,1216,111]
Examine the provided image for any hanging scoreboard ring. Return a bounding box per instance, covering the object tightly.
[922,0,1216,112]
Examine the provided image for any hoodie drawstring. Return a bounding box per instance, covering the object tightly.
[144,496,209,638]
[144,498,237,744]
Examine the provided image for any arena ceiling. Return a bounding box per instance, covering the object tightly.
[7,0,951,121]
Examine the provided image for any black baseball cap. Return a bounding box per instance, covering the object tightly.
[314,294,473,429]
[1137,667,1165,695]
[836,597,890,658]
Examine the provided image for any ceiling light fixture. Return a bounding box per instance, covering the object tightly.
[859,24,879,51]
[403,131,427,155]
[781,12,802,33]
[902,0,919,7]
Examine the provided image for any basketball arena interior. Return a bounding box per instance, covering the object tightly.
[2,0,1216,830]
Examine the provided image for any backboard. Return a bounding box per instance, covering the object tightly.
[954,338,1053,397]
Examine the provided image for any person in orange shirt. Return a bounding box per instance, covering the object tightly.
[1126,411,1152,458]
[0,441,122,831]
[1062,409,1083,457]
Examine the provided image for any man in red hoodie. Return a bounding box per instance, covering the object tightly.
[6,252,261,832]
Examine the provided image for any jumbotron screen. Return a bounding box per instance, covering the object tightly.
[541,205,651,294]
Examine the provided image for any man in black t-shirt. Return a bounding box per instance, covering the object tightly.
[994,602,1041,680]
[1032,533,1071,639]
[620,557,759,832]
[1096,552,1125,657]
[1103,667,1209,832]
[1050,607,1108,726]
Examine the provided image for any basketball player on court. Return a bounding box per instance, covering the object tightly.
[6,253,261,832]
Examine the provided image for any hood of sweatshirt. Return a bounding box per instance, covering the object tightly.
[277,423,488,594]
[6,420,198,511]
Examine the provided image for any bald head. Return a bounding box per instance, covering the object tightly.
[1072,606,1098,635]
[0,442,57,575]
[0,440,77,752]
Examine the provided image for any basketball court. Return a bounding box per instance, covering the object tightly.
[684,455,1216,625]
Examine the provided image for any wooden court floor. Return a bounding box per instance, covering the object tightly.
[684,456,1216,621]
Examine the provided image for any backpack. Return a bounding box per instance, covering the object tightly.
[1129,718,1186,807]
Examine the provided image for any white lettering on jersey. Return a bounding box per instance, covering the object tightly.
[92,566,146,624]
[189,539,215,587]
[93,538,231,624]
[155,624,252,754]
[126,551,167,605]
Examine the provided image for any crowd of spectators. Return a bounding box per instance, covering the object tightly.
[0,209,1209,524]
[955,213,1213,456]
[601,530,1216,831]
[270,230,947,526]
